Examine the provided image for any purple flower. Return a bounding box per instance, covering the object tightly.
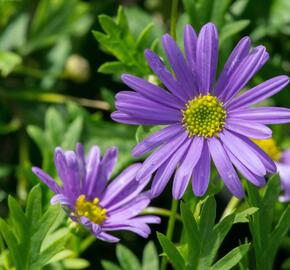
[111,22,290,199]
[32,144,160,243]
[276,150,290,202]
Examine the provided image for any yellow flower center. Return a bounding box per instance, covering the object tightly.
[182,94,227,138]
[75,195,107,224]
[252,138,281,161]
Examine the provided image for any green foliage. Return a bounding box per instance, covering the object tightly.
[182,0,250,45]
[101,242,159,270]
[93,6,156,77]
[0,185,69,270]
[0,51,21,76]
[27,106,83,171]
[157,197,254,270]
[246,175,290,270]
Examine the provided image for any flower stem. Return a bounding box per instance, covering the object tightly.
[220,196,240,221]
[170,0,179,40]
[160,199,179,270]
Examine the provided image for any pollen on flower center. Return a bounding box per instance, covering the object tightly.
[182,94,227,138]
[75,195,107,224]
[252,138,281,161]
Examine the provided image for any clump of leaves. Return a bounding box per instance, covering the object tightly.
[93,6,156,77]
[101,242,159,270]
[0,185,69,270]
[157,196,256,270]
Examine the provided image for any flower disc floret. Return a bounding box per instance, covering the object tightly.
[75,194,107,224]
[182,94,227,138]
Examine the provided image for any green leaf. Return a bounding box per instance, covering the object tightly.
[199,196,216,236]
[30,204,62,264]
[93,6,151,76]
[267,205,290,265]
[101,260,122,270]
[62,258,90,269]
[98,61,129,75]
[62,116,83,150]
[0,219,23,270]
[45,107,65,145]
[25,185,42,232]
[157,232,185,270]
[211,0,231,29]
[0,51,21,76]
[234,207,259,224]
[8,196,28,243]
[116,244,142,270]
[180,202,200,268]
[27,125,49,155]
[31,234,69,270]
[181,0,201,29]
[219,20,250,45]
[210,243,250,270]
[142,241,159,270]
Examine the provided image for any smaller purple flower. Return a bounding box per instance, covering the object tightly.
[253,139,290,202]
[276,150,290,202]
[32,144,160,243]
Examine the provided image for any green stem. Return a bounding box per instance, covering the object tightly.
[80,235,96,254]
[170,0,179,40]
[160,199,179,270]
[0,90,110,110]
[220,196,240,221]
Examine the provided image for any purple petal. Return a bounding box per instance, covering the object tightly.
[226,149,266,187]
[50,194,72,207]
[219,46,269,102]
[184,24,197,70]
[281,149,290,164]
[196,23,218,94]
[54,147,70,192]
[76,143,86,190]
[132,124,184,157]
[32,167,61,193]
[111,111,180,126]
[229,107,290,124]
[115,91,182,122]
[162,33,198,99]
[214,37,251,97]
[208,137,244,198]
[121,74,184,109]
[277,163,290,202]
[87,147,118,199]
[232,133,277,173]
[108,194,150,220]
[219,130,266,176]
[227,75,290,110]
[144,49,187,101]
[150,138,191,198]
[96,232,120,243]
[103,222,151,238]
[192,142,211,196]
[173,136,204,199]
[65,150,82,198]
[102,163,151,211]
[225,119,272,139]
[136,132,188,181]
[84,146,101,194]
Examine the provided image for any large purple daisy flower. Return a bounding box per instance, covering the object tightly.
[32,144,160,243]
[112,22,290,199]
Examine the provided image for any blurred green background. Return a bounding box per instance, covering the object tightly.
[0,0,289,269]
